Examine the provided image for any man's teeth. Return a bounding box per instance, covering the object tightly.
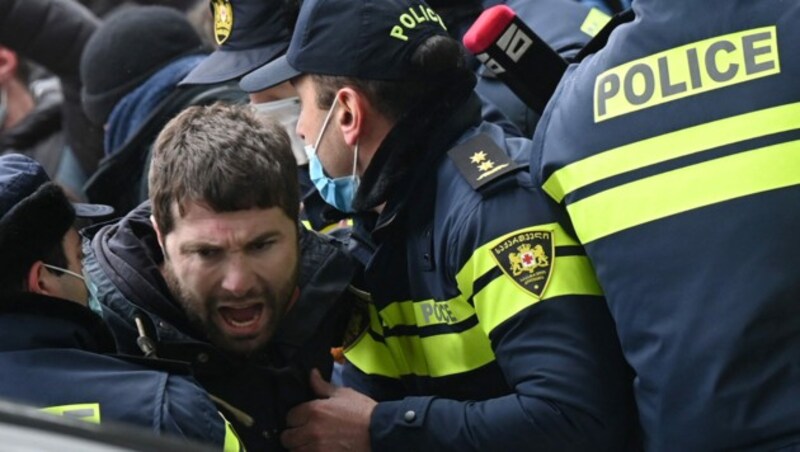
[228,317,258,327]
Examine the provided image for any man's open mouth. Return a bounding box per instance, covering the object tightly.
[217,304,266,335]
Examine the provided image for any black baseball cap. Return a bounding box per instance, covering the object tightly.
[180,0,292,85]
[239,0,449,93]
[0,154,113,223]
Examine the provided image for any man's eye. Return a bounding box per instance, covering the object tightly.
[196,248,221,258]
[249,240,274,252]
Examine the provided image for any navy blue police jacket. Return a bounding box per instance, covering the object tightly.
[534,0,800,450]
[81,201,358,451]
[342,85,636,451]
[0,292,239,450]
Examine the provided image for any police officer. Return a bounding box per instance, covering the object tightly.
[533,1,800,450]
[0,153,242,450]
[180,0,347,232]
[240,0,636,450]
[82,105,359,450]
[179,0,299,157]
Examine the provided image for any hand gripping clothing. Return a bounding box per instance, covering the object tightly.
[0,292,241,451]
[533,1,800,450]
[342,92,637,451]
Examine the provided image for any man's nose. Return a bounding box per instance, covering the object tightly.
[220,255,256,297]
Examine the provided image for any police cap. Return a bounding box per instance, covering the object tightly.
[181,0,293,85]
[239,0,449,92]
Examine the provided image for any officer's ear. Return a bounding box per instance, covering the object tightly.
[335,87,366,147]
[27,261,53,296]
[0,47,19,84]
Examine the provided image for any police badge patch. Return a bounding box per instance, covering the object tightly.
[490,229,554,299]
[212,0,233,45]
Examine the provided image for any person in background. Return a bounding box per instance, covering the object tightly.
[0,0,103,198]
[79,5,246,214]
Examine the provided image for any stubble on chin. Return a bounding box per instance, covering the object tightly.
[160,261,295,358]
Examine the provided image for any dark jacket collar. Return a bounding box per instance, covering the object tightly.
[84,201,197,338]
[353,70,479,214]
[0,292,116,354]
[355,77,483,239]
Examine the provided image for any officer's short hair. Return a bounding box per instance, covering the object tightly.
[312,35,467,122]
[0,222,70,295]
[149,103,299,236]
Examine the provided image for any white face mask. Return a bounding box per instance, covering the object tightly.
[251,97,309,166]
[42,263,103,316]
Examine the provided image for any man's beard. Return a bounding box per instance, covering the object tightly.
[162,261,298,358]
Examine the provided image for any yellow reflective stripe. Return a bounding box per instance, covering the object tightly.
[345,304,401,378]
[378,297,473,329]
[345,330,402,378]
[348,224,588,378]
[41,403,101,424]
[580,8,611,37]
[219,413,244,452]
[379,223,580,329]
[569,139,800,244]
[302,219,353,233]
[366,302,385,334]
[475,255,602,334]
[455,223,579,293]
[346,311,495,378]
[319,218,353,234]
[382,324,495,378]
[543,101,800,203]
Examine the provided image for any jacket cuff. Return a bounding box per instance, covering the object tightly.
[369,396,435,451]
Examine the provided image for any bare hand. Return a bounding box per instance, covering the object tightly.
[281,369,377,452]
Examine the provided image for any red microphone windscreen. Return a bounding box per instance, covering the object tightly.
[462,5,517,54]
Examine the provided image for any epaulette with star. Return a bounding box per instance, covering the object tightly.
[448,133,524,191]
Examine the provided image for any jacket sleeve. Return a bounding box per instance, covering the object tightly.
[160,374,244,451]
[365,179,637,451]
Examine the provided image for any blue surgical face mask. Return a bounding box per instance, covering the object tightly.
[304,98,360,213]
[42,264,103,317]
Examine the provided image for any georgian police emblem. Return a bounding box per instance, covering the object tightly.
[490,229,554,299]
[212,0,233,45]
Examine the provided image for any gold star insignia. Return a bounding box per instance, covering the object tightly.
[470,151,487,164]
[478,160,496,172]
